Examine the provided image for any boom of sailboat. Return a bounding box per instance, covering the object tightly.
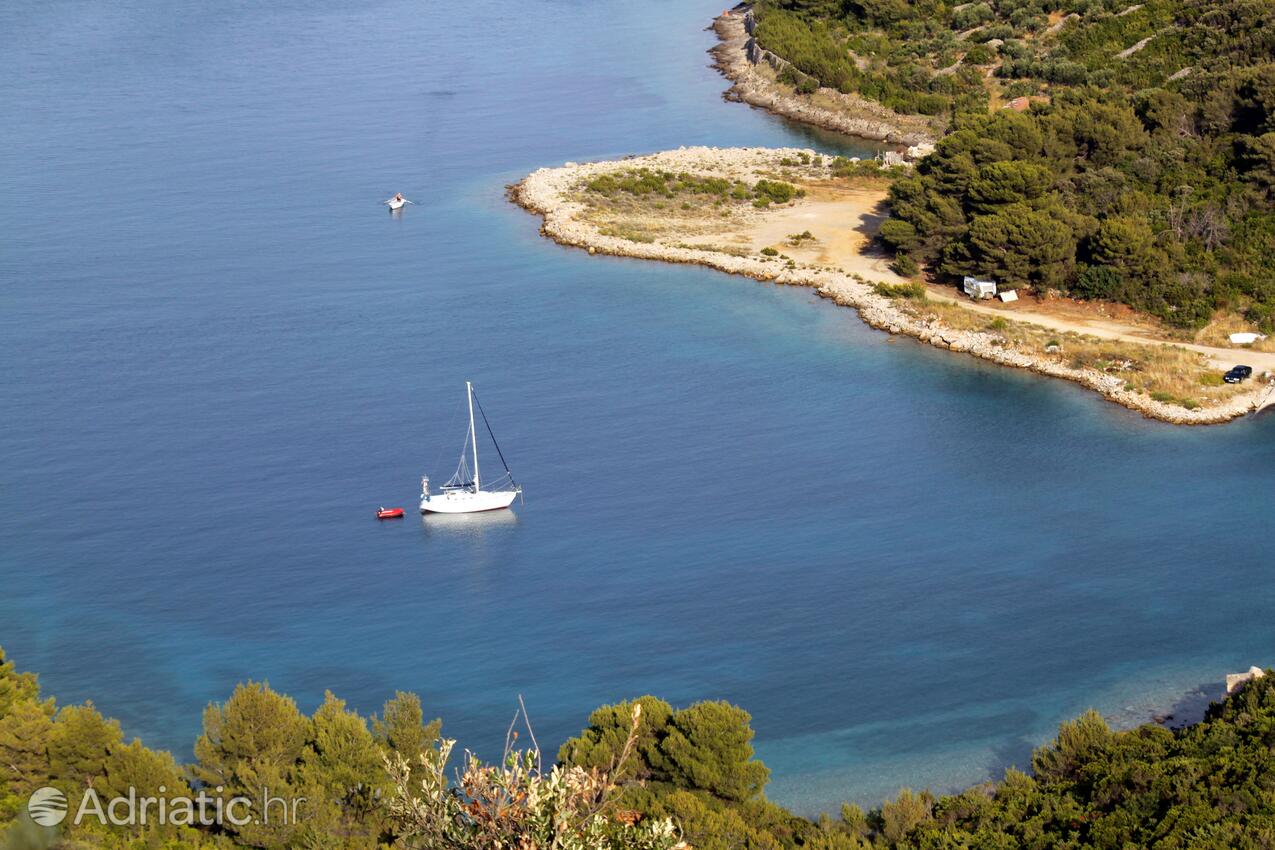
[419,382,521,514]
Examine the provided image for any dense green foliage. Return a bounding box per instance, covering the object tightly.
[0,647,439,849]
[559,697,811,850]
[6,645,1275,848]
[885,74,1275,326]
[751,0,1275,327]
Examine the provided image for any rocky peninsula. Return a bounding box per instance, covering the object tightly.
[512,147,1275,425]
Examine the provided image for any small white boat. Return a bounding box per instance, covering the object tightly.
[421,382,522,514]
[384,196,414,211]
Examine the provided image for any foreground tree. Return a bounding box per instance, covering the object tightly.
[0,648,41,718]
[373,691,442,782]
[192,681,311,849]
[294,691,388,850]
[558,695,675,780]
[660,703,770,804]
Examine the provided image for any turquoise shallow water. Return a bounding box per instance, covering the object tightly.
[1,0,1273,814]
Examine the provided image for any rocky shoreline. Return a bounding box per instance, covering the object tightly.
[512,147,1273,426]
[708,7,939,148]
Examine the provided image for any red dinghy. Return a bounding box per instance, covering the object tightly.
[376,507,405,519]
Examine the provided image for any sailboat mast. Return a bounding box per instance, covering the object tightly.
[467,381,480,491]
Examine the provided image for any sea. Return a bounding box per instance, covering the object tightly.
[2,0,1272,813]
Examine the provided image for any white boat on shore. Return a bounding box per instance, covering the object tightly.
[420,382,521,514]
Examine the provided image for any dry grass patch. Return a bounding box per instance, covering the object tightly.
[1194,312,1275,352]
[596,222,660,243]
[910,300,1249,409]
[569,159,870,252]
[670,242,752,257]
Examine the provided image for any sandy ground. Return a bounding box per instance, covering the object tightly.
[744,189,906,281]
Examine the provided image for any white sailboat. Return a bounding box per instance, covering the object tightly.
[420,382,521,514]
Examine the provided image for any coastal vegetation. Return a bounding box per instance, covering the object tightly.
[585,168,804,210]
[5,647,1275,848]
[747,0,1275,332]
[871,280,927,299]
[883,86,1275,331]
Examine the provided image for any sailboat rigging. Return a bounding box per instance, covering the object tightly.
[420,382,522,514]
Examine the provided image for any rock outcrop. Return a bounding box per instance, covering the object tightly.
[1226,666,1266,695]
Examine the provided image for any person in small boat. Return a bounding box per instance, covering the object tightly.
[393,193,404,202]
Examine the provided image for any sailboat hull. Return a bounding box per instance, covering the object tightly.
[420,489,517,514]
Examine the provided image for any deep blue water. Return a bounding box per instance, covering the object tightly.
[1,0,1272,814]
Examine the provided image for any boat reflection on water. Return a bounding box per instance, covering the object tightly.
[419,509,519,577]
[415,504,520,583]
[419,508,520,539]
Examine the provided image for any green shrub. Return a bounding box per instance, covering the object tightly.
[1199,372,1225,386]
[873,280,927,299]
[964,44,994,65]
[953,2,995,29]
[753,179,799,204]
[880,219,920,251]
[892,253,921,276]
[586,174,619,194]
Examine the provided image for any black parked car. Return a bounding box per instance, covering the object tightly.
[1224,365,1253,384]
